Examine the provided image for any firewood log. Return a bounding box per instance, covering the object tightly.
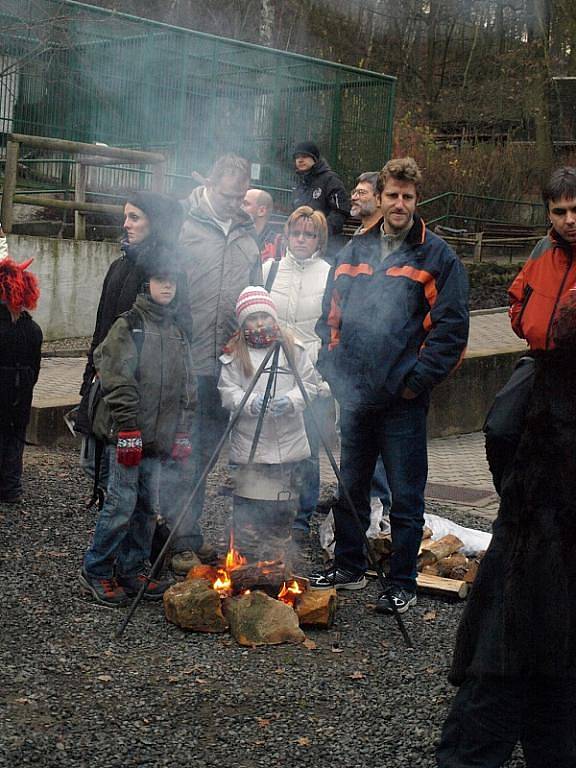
[185,564,220,583]
[418,534,464,568]
[223,591,305,646]
[295,588,337,629]
[163,580,229,632]
[436,553,468,577]
[422,526,433,540]
[369,533,392,558]
[421,563,440,576]
[416,572,469,599]
[462,558,480,583]
[230,561,287,594]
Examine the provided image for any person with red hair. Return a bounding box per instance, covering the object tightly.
[0,257,42,503]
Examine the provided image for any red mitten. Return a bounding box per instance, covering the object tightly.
[116,429,143,467]
[171,433,192,461]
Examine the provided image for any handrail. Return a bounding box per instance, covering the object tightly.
[1,133,166,239]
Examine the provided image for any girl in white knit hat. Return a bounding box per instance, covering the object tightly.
[218,286,317,565]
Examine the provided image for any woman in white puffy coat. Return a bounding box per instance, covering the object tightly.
[262,207,332,542]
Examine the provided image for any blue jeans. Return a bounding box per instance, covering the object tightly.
[83,451,160,578]
[334,397,428,590]
[161,375,228,553]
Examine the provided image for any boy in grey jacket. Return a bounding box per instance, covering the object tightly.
[80,267,195,608]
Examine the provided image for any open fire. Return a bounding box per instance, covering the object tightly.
[209,534,302,605]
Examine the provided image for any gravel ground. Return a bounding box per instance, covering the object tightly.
[1,446,526,768]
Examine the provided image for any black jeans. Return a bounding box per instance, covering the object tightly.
[335,397,428,588]
[0,426,26,500]
[437,675,576,768]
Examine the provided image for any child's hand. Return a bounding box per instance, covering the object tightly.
[171,433,192,461]
[251,394,265,415]
[117,429,143,466]
[270,396,293,416]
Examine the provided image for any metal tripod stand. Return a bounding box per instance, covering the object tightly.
[116,335,413,647]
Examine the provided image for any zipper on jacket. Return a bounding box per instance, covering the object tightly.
[515,284,533,328]
[545,248,573,349]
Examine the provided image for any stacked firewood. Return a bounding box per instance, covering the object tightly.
[370,528,485,599]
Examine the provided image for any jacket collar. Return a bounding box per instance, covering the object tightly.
[185,185,255,235]
[357,213,426,248]
[549,226,576,256]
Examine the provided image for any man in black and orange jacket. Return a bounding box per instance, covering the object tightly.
[309,157,469,615]
[509,166,576,351]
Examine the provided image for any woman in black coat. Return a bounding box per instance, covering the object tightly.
[437,293,576,767]
[77,191,187,433]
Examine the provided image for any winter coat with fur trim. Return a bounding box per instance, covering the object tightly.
[450,349,576,684]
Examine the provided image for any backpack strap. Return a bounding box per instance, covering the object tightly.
[264,235,285,292]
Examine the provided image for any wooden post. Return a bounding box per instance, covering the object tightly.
[74,161,87,240]
[473,231,484,262]
[1,139,19,233]
[151,159,166,193]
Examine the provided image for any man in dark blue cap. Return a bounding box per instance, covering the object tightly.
[292,141,350,237]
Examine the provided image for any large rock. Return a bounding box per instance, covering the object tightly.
[163,579,228,633]
[223,591,305,646]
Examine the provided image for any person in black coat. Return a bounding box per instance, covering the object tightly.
[436,291,576,768]
[291,141,350,237]
[0,258,42,503]
[77,191,187,434]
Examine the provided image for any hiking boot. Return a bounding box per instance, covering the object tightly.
[117,573,172,601]
[309,567,367,591]
[170,550,202,576]
[375,586,417,615]
[79,568,129,608]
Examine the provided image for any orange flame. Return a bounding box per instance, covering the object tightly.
[212,568,232,597]
[277,579,303,606]
[225,531,247,571]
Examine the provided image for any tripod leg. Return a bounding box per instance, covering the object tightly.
[278,337,413,648]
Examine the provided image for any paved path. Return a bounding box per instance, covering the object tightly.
[35,309,517,520]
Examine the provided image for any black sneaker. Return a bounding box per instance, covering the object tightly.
[375,586,416,615]
[309,567,367,591]
[117,573,172,601]
[79,568,129,608]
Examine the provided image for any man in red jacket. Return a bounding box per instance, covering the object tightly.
[509,166,576,350]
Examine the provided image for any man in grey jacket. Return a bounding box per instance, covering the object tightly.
[167,154,262,574]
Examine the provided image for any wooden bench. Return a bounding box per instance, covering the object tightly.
[435,223,546,262]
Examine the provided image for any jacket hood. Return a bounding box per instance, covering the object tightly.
[297,158,331,178]
[184,185,254,231]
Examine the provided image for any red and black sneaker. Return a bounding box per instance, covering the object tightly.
[79,568,129,608]
[117,573,172,601]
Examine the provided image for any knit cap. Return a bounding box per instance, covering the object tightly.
[236,286,278,326]
[292,141,320,162]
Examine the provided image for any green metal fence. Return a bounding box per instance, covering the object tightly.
[0,0,396,209]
